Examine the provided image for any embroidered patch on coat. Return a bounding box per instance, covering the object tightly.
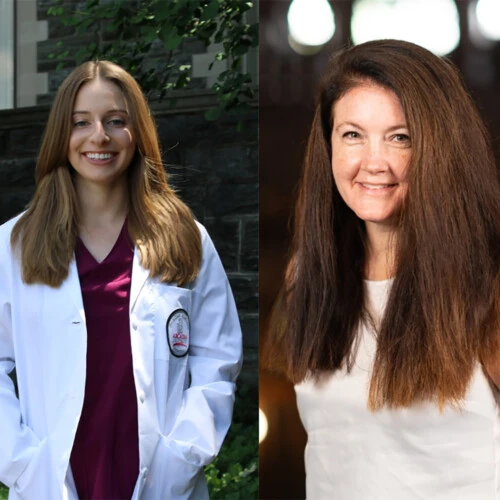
[167,309,190,357]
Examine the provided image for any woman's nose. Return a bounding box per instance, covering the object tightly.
[90,122,110,144]
[363,142,389,173]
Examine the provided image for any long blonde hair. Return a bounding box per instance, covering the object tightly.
[11,60,201,287]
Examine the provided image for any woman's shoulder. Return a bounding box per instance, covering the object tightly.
[194,220,209,242]
[0,212,24,250]
[194,220,216,257]
[0,214,24,285]
[192,220,228,281]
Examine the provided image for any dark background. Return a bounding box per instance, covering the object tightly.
[259,1,500,498]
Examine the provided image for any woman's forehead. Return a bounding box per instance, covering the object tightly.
[73,78,129,113]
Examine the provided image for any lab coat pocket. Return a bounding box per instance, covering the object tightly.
[13,437,49,496]
[141,435,207,500]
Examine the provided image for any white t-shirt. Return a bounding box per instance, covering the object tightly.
[295,279,500,499]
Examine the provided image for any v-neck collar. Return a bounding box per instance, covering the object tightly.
[76,219,131,267]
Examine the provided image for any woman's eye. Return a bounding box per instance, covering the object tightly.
[393,133,410,144]
[73,120,88,128]
[108,118,125,127]
[343,131,359,139]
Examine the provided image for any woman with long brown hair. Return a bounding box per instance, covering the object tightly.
[0,61,242,499]
[267,39,500,498]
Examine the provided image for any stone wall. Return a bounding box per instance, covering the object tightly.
[159,108,258,377]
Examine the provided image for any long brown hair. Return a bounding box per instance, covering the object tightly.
[267,40,500,410]
[11,60,201,287]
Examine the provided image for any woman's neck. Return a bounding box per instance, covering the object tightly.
[364,223,397,281]
[75,178,128,230]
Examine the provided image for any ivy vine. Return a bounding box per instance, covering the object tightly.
[47,0,258,122]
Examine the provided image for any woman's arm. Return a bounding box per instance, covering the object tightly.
[0,229,41,489]
[164,224,243,465]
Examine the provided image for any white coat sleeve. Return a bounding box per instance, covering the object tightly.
[0,233,41,488]
[164,225,243,468]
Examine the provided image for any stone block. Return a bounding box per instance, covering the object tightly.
[174,185,207,224]
[0,187,35,224]
[38,35,98,73]
[203,218,239,273]
[183,142,257,185]
[205,182,257,217]
[37,58,77,75]
[36,92,57,107]
[165,162,201,191]
[156,111,257,150]
[38,0,82,11]
[0,131,7,155]
[47,18,76,40]
[156,114,206,148]
[182,39,206,54]
[240,313,258,348]
[47,67,73,93]
[241,218,258,272]
[228,274,258,312]
[7,127,45,155]
[0,158,36,187]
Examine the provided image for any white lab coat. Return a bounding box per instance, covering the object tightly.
[0,214,242,499]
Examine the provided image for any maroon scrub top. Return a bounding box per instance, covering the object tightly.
[70,223,139,499]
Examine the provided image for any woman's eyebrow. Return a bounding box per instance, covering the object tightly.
[334,122,408,132]
[72,108,128,115]
[385,124,409,132]
[334,121,364,131]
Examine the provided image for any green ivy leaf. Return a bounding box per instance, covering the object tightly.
[153,1,174,22]
[201,0,219,21]
[159,27,183,50]
[47,6,64,16]
[62,16,81,27]
[205,107,222,121]
[140,26,158,43]
[75,47,90,63]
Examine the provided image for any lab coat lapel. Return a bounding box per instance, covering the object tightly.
[64,258,85,319]
[41,257,87,493]
[128,248,159,477]
[130,247,149,312]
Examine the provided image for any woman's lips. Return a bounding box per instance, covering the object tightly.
[83,152,118,164]
[358,182,397,193]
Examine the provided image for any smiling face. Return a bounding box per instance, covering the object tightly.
[331,83,411,233]
[68,78,136,189]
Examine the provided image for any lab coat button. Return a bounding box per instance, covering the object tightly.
[139,391,145,403]
[141,467,148,481]
[132,322,138,330]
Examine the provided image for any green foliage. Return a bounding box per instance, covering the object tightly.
[205,381,258,499]
[47,0,258,122]
[0,484,6,499]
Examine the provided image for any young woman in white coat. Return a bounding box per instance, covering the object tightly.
[0,60,242,499]
[266,40,500,498]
